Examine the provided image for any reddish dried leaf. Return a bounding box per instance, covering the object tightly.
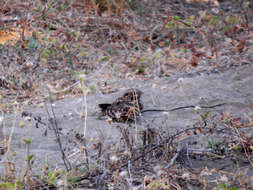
[198,128,203,134]
[194,52,205,57]
[232,118,241,123]
[189,56,199,67]
[234,38,246,53]
[241,23,249,30]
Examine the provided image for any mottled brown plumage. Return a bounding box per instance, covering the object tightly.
[99,89,143,123]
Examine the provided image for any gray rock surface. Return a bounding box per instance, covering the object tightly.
[1,64,253,175]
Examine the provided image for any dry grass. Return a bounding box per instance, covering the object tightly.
[1,100,252,189]
[0,0,253,189]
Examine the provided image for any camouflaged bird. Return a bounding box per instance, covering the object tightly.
[98,89,143,123]
[98,89,228,123]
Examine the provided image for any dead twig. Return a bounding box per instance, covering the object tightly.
[45,100,72,171]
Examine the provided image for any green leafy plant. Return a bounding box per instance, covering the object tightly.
[164,40,170,46]
[27,155,34,162]
[173,16,181,21]
[166,21,177,30]
[45,170,59,185]
[206,141,225,154]
[99,56,110,62]
[41,48,51,59]
[217,183,239,190]
[200,111,210,122]
[23,139,31,145]
[210,16,219,25]
[140,56,147,63]
[0,182,15,189]
[182,48,187,53]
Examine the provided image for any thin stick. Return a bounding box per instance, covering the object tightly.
[81,82,89,169]
[45,102,71,171]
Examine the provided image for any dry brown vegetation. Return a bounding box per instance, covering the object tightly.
[0,0,253,189]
